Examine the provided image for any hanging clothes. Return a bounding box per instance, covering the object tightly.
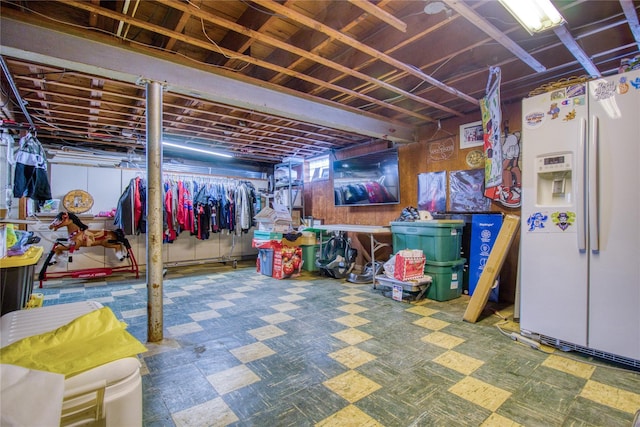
[12,132,52,205]
[185,180,195,235]
[135,177,146,233]
[114,177,145,235]
[235,182,255,233]
[163,181,177,243]
[157,175,258,240]
[193,184,211,240]
[209,182,224,233]
[176,180,186,232]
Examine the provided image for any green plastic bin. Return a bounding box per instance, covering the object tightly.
[391,220,463,262]
[301,244,320,272]
[424,258,466,302]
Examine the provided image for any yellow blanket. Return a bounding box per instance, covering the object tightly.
[0,307,147,377]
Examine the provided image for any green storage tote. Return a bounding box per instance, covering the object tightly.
[390,220,463,262]
[301,244,320,272]
[424,258,465,302]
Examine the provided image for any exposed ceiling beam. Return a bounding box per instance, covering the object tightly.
[153,0,452,119]
[619,0,640,48]
[346,0,407,33]
[553,25,601,77]
[444,0,547,73]
[0,16,415,144]
[63,0,443,122]
[253,0,479,106]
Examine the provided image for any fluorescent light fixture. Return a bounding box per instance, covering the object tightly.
[499,0,565,35]
[162,141,232,158]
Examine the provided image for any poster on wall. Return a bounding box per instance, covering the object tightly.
[481,67,503,199]
[459,121,484,149]
[449,169,491,212]
[418,171,446,212]
[484,132,522,208]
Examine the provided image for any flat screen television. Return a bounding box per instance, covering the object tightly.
[333,148,400,206]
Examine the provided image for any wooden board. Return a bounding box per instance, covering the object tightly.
[463,214,520,323]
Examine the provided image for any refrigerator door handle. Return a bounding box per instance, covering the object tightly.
[577,118,587,251]
[589,115,600,252]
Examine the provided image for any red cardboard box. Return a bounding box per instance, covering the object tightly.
[272,243,303,279]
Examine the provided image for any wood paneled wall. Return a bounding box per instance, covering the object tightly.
[306,100,522,303]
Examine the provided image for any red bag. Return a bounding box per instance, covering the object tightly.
[394,250,425,281]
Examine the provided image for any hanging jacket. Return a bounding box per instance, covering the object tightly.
[133,177,143,232]
[13,133,52,204]
[114,178,136,235]
[114,177,144,235]
[177,180,186,233]
[164,181,177,242]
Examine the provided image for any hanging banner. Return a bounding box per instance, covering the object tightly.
[493,132,522,208]
[481,67,503,199]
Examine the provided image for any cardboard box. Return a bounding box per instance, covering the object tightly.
[272,243,303,279]
[254,203,292,232]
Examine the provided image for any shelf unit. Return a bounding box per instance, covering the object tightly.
[272,160,305,223]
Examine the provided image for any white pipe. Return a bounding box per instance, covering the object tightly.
[0,130,13,218]
[115,0,131,38]
[122,0,140,41]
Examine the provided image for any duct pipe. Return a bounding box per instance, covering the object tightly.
[115,0,131,38]
[144,79,164,343]
[0,55,33,128]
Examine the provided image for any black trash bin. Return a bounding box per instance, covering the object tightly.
[1,246,43,315]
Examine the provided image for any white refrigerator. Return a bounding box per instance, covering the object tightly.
[519,69,640,364]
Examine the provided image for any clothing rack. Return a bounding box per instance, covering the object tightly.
[131,173,260,269]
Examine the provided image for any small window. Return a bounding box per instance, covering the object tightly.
[306,155,329,183]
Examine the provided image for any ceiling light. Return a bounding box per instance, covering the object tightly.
[162,141,232,158]
[499,0,565,35]
[424,2,449,15]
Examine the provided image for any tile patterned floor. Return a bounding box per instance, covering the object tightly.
[35,262,640,427]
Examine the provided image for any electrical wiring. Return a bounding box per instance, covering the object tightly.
[3,1,250,74]
[357,56,459,111]
[199,17,251,65]
[357,74,430,110]
[491,308,508,321]
[238,0,287,19]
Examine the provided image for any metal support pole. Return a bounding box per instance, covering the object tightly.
[144,79,164,342]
